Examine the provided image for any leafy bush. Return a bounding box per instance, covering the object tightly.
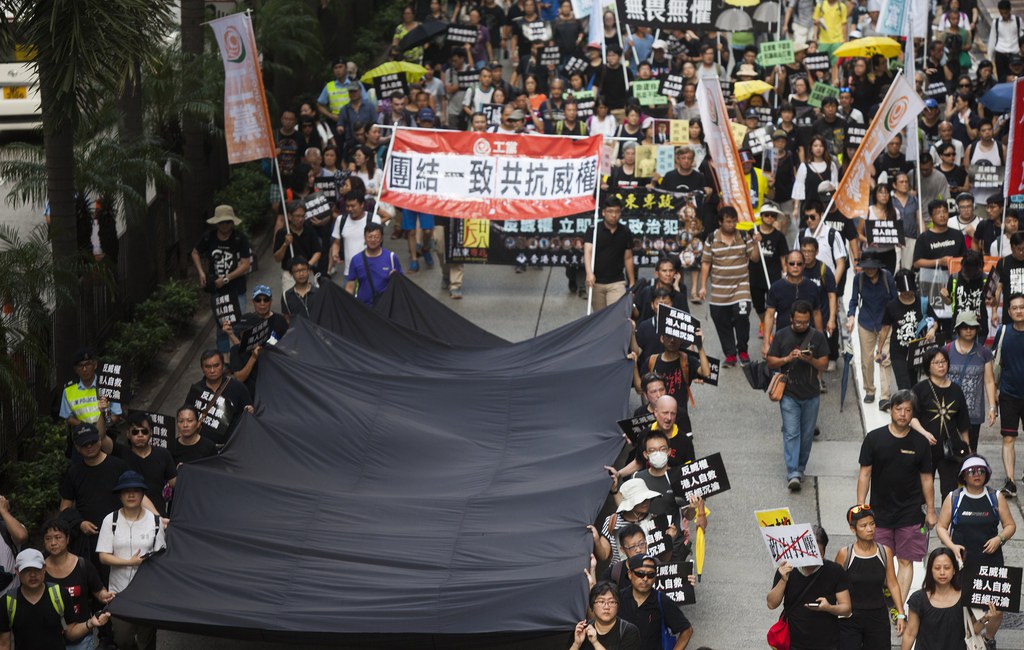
[142,279,201,336]
[4,418,67,535]
[212,162,270,235]
[350,0,404,71]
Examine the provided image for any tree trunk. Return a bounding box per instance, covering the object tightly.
[180,0,207,277]
[118,63,151,303]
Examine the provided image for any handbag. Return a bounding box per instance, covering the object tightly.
[768,372,788,402]
[766,569,823,650]
[962,607,987,650]
[655,592,677,650]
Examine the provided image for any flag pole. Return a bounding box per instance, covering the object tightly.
[611,3,630,91]
[1000,83,1019,257]
[374,127,400,225]
[272,158,293,257]
[587,159,602,315]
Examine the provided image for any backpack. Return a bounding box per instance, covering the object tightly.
[855,269,894,312]
[648,353,695,407]
[111,510,162,554]
[5,583,65,629]
[842,543,887,571]
[949,487,999,534]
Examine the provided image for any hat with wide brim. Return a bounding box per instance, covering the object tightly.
[113,470,149,493]
[207,204,242,226]
[616,478,663,512]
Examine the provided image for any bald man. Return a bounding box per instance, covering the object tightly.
[615,396,697,479]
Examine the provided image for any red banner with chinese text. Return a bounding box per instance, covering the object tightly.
[1006,78,1024,204]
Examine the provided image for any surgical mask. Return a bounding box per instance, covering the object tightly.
[648,451,669,469]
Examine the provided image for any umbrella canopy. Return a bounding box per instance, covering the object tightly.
[753,1,782,22]
[833,36,902,59]
[981,83,1014,113]
[397,20,449,53]
[695,526,706,581]
[742,360,772,390]
[724,0,758,7]
[735,79,774,102]
[360,61,429,84]
[715,8,754,31]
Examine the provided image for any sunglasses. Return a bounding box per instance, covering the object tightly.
[632,570,656,579]
[787,261,804,267]
[964,467,987,476]
[130,428,150,436]
[847,503,871,523]
[253,296,271,303]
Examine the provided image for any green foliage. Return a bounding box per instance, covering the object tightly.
[4,419,68,534]
[141,280,202,336]
[213,162,271,234]
[350,1,405,71]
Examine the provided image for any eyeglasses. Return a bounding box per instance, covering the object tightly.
[622,540,647,552]
[964,467,987,476]
[958,83,971,88]
[130,428,150,436]
[632,570,656,580]
[253,296,271,303]
[593,598,619,607]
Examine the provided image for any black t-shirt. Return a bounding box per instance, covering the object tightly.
[575,618,642,650]
[585,222,634,284]
[802,261,838,321]
[632,469,679,517]
[274,128,307,182]
[617,587,691,650]
[47,556,104,623]
[997,254,1024,322]
[170,436,218,465]
[906,589,967,648]
[0,587,72,649]
[189,377,253,445]
[750,229,789,288]
[658,169,706,195]
[635,317,663,360]
[272,226,322,271]
[913,229,966,262]
[607,166,649,192]
[645,352,701,421]
[939,164,968,192]
[766,326,829,400]
[771,561,850,649]
[59,454,131,526]
[112,444,177,517]
[858,425,934,527]
[881,298,936,358]
[282,286,318,321]
[193,229,253,296]
[872,151,912,180]
[911,380,970,445]
[766,278,821,331]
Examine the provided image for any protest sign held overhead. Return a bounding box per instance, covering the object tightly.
[373,73,408,100]
[304,193,332,221]
[445,25,479,45]
[655,563,697,605]
[761,523,823,568]
[659,74,684,100]
[313,177,338,202]
[617,0,721,30]
[865,220,905,247]
[381,129,601,220]
[755,507,794,527]
[97,362,130,403]
[633,79,668,107]
[214,292,240,325]
[808,82,839,109]
[803,53,831,72]
[964,566,1023,612]
[673,453,731,500]
[657,303,700,346]
[757,40,795,67]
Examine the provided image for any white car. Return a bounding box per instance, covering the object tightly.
[0,34,41,132]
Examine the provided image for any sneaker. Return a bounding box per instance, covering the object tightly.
[985,637,997,649]
[827,360,837,372]
[878,399,891,411]
[739,352,751,366]
[723,355,738,367]
[788,477,802,492]
[409,260,420,273]
[449,288,463,299]
[863,393,875,404]
[422,249,434,268]
[814,427,821,437]
[1002,479,1017,498]
[577,288,588,299]
[820,380,828,394]
[441,277,450,290]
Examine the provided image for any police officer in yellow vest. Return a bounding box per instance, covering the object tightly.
[317,59,352,124]
[59,348,121,445]
[740,149,772,213]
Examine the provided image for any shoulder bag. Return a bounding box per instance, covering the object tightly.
[767,569,823,650]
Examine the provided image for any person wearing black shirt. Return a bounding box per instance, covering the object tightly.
[633,258,689,321]
[992,232,1024,326]
[810,97,847,158]
[878,271,939,391]
[618,555,693,650]
[911,347,971,497]
[584,195,635,311]
[282,256,318,323]
[635,289,672,361]
[763,251,823,356]
[112,413,177,517]
[273,201,323,293]
[598,46,631,112]
[570,582,642,650]
[656,146,709,197]
[189,350,253,446]
[913,200,967,335]
[169,405,218,466]
[191,205,253,354]
[871,134,913,182]
[225,285,290,395]
[751,203,791,337]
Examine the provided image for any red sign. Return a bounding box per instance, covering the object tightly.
[379,129,602,220]
[1006,78,1024,202]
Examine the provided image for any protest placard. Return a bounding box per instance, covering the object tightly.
[633,79,668,107]
[457,70,478,91]
[617,412,657,446]
[656,146,675,176]
[803,53,831,72]
[808,82,839,109]
[657,303,699,346]
[755,507,794,527]
[908,338,933,372]
[924,81,948,99]
[304,192,332,221]
[636,144,657,177]
[521,20,552,42]
[659,74,685,100]
[757,40,795,67]
[655,562,697,605]
[745,126,773,156]
[540,45,561,66]
[564,55,589,75]
[761,523,823,568]
[719,79,734,103]
[313,177,338,202]
[794,105,815,127]
[755,106,773,126]
[969,164,1004,206]
[703,356,720,386]
[96,362,130,403]
[184,385,236,442]
[572,90,596,119]
[674,452,730,500]
[865,220,905,247]
[373,73,408,100]
[964,566,1022,612]
[640,514,673,557]
[130,410,172,448]
[445,25,479,45]
[729,121,748,144]
[213,292,240,325]
[617,0,721,30]
[668,120,689,145]
[238,317,271,355]
[846,126,867,147]
[600,139,619,178]
[483,103,503,126]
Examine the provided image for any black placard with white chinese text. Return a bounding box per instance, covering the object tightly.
[703,357,720,386]
[865,220,905,247]
[457,70,479,91]
[672,452,731,500]
[964,565,1022,612]
[540,45,561,66]
[640,514,673,557]
[803,53,831,72]
[617,412,657,446]
[445,25,479,45]
[654,562,697,605]
[184,386,236,440]
[96,362,130,403]
[659,74,684,100]
[846,126,867,147]
[304,193,332,221]
[924,81,949,99]
[483,103,503,126]
[657,303,700,346]
[238,317,271,355]
[373,73,408,100]
[564,55,588,75]
[617,0,722,30]
[521,20,552,42]
[314,177,338,202]
[213,292,240,325]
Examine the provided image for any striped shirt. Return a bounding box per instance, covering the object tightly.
[704,229,754,306]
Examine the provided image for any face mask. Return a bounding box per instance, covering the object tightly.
[648,451,669,469]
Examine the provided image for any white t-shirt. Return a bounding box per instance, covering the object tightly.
[96,508,166,593]
[331,213,382,275]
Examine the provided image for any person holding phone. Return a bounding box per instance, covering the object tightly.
[569,581,641,650]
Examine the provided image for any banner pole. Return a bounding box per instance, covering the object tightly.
[374,129,399,225]
[272,157,294,258]
[612,3,630,92]
[626,24,641,67]
[587,186,601,316]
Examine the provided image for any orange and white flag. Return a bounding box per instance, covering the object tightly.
[209,13,276,165]
[696,78,755,228]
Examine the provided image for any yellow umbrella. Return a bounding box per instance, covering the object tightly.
[360,61,429,84]
[724,0,758,6]
[833,36,903,59]
[694,503,709,582]
[734,80,774,102]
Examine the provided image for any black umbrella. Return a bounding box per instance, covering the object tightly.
[743,359,772,391]
[839,327,854,412]
[398,20,450,53]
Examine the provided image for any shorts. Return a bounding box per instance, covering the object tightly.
[402,209,436,230]
[1000,394,1024,437]
[874,524,927,562]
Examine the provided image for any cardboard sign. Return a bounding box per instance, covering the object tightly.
[729,121,748,144]
[213,292,240,325]
[304,192,332,221]
[445,25,479,45]
[238,317,271,355]
[564,55,588,75]
[600,139,619,178]
[636,144,657,177]
[703,356,720,386]
[373,73,408,100]
[674,452,730,500]
[808,82,839,109]
[924,81,948,99]
[129,410,172,448]
[656,303,700,346]
[96,362,130,403]
[668,119,689,145]
[964,565,1023,612]
[457,70,479,91]
[572,90,595,119]
[655,562,697,605]
[655,145,675,176]
[640,513,673,557]
[760,523,823,568]
[865,220,905,247]
[540,45,561,66]
[314,177,338,201]
[617,412,656,446]
[755,507,794,527]
[522,20,552,42]
[757,40,795,67]
[482,102,503,126]
[659,74,685,100]
[184,385,236,441]
[633,79,668,107]
[803,53,831,72]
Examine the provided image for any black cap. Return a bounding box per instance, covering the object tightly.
[1011,54,1024,66]
[72,347,97,365]
[627,554,657,571]
[72,423,100,447]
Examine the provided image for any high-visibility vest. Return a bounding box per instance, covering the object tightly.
[63,382,100,423]
[5,584,66,628]
[326,81,350,115]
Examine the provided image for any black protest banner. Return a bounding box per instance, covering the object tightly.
[924,81,948,99]
[617,0,721,30]
[659,74,685,100]
[457,70,479,91]
[184,386,236,441]
[846,125,867,147]
[673,452,731,500]
[304,192,332,221]
[483,103,503,126]
[970,164,1003,190]
[703,357,720,386]
[803,53,831,72]
[213,292,240,325]
[865,220,905,247]
[617,412,657,446]
[129,410,172,448]
[964,566,1023,612]
[96,362,130,403]
[314,177,338,202]
[794,105,815,128]
[564,55,588,75]
[640,514,673,557]
[719,79,734,103]
[373,73,408,100]
[238,317,271,355]
[657,303,700,346]
[654,562,697,605]
[445,24,479,45]
[540,45,561,66]
[621,188,702,266]
[572,90,596,119]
